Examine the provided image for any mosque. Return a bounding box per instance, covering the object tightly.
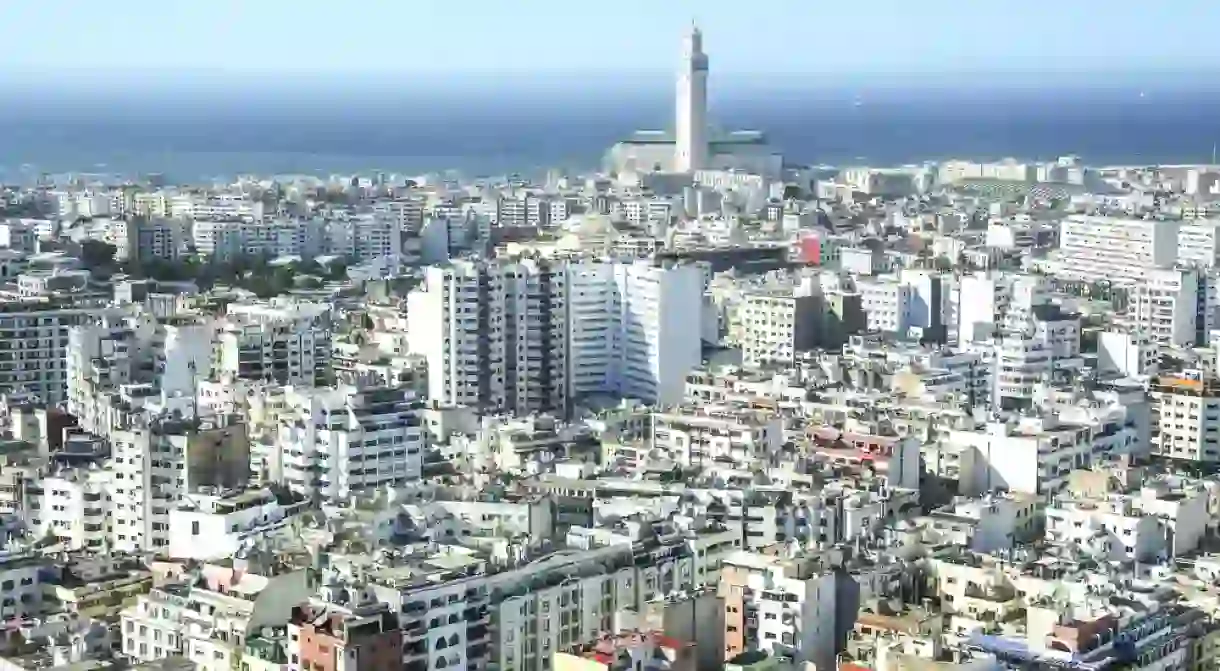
[604,26,784,178]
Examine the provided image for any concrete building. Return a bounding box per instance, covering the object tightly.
[719,551,837,671]
[1054,215,1179,285]
[271,385,426,502]
[214,299,333,387]
[0,299,121,406]
[411,258,702,413]
[288,601,403,671]
[1150,372,1220,465]
[739,291,820,368]
[168,488,306,561]
[121,561,310,669]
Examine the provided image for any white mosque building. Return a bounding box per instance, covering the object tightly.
[605,26,784,177]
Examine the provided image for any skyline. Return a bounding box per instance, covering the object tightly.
[5,1,1220,84]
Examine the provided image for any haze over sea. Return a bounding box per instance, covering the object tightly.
[4,75,1220,182]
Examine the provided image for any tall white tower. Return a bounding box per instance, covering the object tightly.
[675,24,709,173]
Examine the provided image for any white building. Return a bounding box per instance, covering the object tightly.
[272,385,426,501]
[410,258,702,413]
[121,562,309,669]
[739,290,819,368]
[652,405,783,469]
[1178,219,1220,267]
[1150,372,1220,464]
[605,28,783,176]
[214,299,332,387]
[168,488,304,561]
[1053,215,1180,285]
[858,278,914,336]
[567,259,704,407]
[719,551,837,671]
[1124,267,1201,346]
[0,299,121,406]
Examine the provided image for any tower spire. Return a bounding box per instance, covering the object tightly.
[675,25,709,172]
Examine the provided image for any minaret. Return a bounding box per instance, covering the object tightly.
[675,23,709,173]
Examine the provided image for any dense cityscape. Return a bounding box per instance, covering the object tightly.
[3,24,1220,671]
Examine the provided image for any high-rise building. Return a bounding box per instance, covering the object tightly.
[409,258,703,413]
[674,25,709,172]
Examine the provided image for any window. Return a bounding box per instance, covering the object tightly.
[192,521,200,535]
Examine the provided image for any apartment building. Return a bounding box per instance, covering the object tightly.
[67,316,213,437]
[108,414,250,554]
[214,300,333,387]
[367,534,713,671]
[410,258,702,414]
[410,258,567,415]
[857,278,914,336]
[272,385,426,501]
[556,631,695,671]
[0,551,54,622]
[1053,215,1179,285]
[1125,267,1204,346]
[943,416,1109,497]
[739,290,819,368]
[121,561,311,669]
[288,601,403,671]
[1179,220,1220,268]
[168,487,308,561]
[27,464,110,551]
[956,272,1049,345]
[651,406,783,469]
[1046,476,1211,562]
[566,259,703,407]
[719,551,837,671]
[1150,373,1220,464]
[0,299,120,406]
[971,302,1082,411]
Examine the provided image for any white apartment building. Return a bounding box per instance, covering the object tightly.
[567,259,703,406]
[272,385,426,501]
[121,563,310,669]
[1053,215,1179,285]
[127,217,191,262]
[1178,219,1220,267]
[719,551,837,671]
[168,488,305,561]
[1150,372,1220,464]
[652,405,783,468]
[326,214,407,261]
[956,272,1048,345]
[411,258,702,414]
[108,414,249,554]
[170,193,266,221]
[194,219,327,262]
[857,277,912,334]
[1046,479,1209,562]
[0,552,51,622]
[409,258,567,415]
[1097,330,1158,377]
[0,299,120,406]
[0,221,38,253]
[945,416,1104,497]
[1124,267,1201,346]
[368,531,719,671]
[214,299,333,387]
[739,290,819,368]
[67,316,213,437]
[26,464,110,552]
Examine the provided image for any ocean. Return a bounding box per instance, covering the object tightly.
[3,83,1220,182]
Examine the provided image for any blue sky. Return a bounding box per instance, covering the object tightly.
[3,0,1219,81]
